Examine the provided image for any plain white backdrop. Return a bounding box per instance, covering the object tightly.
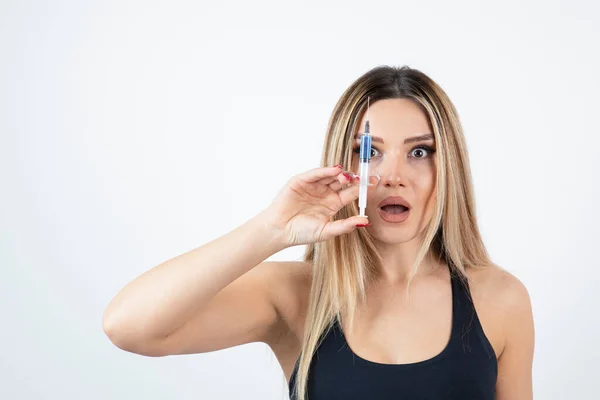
[1,0,599,398]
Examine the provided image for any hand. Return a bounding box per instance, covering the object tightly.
[260,165,375,248]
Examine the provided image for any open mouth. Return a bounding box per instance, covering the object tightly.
[380,204,409,214]
[378,203,410,223]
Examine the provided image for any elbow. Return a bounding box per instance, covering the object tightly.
[102,309,132,351]
[102,310,167,357]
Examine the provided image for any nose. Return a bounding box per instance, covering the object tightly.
[378,156,406,188]
[382,174,405,188]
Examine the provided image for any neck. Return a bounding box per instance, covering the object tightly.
[373,235,445,284]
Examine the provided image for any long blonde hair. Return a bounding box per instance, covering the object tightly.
[291,65,494,400]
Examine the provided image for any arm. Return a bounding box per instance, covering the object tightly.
[102,209,288,356]
[495,278,535,400]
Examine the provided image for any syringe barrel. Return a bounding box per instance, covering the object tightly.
[358,133,372,213]
[359,135,372,161]
[359,160,370,183]
[359,182,368,210]
[358,161,369,210]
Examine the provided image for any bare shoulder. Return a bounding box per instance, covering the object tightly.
[262,260,312,379]
[467,264,532,312]
[263,260,312,344]
[465,264,533,358]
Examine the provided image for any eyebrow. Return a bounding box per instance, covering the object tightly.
[353,133,434,144]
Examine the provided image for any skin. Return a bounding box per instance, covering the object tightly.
[274,99,535,399]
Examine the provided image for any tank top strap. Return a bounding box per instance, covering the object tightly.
[449,267,476,313]
[448,266,483,353]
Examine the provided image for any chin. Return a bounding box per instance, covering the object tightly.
[368,226,417,245]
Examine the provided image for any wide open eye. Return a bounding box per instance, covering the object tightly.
[409,146,436,159]
[352,146,382,158]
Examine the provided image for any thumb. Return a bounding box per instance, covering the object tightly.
[321,215,371,239]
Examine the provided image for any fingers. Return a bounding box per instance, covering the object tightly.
[328,171,359,191]
[316,174,343,186]
[337,175,379,206]
[327,180,345,191]
[338,183,360,206]
[321,215,371,239]
[297,165,344,183]
[314,169,358,189]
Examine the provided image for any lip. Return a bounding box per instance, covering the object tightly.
[378,196,411,208]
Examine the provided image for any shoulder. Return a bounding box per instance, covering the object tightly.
[467,264,532,313]
[264,260,312,300]
[262,260,312,339]
[466,264,533,357]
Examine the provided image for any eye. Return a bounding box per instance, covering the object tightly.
[409,145,435,159]
[352,145,381,158]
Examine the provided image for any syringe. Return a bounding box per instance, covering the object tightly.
[358,117,372,217]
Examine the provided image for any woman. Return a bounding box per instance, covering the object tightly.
[103,65,534,399]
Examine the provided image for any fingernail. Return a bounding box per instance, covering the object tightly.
[334,164,343,169]
[342,173,352,180]
[356,223,371,227]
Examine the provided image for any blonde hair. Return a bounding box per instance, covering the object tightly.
[290,65,495,400]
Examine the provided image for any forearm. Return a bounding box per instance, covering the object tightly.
[102,210,286,345]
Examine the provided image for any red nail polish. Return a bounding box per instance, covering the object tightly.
[334,164,343,169]
[356,223,371,227]
[342,173,352,180]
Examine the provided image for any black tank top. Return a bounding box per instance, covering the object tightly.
[288,267,498,399]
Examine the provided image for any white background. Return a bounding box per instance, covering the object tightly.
[1,0,599,399]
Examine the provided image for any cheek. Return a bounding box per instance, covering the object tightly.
[415,171,436,191]
[414,169,436,199]
[414,156,436,184]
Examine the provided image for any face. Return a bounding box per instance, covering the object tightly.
[351,98,437,245]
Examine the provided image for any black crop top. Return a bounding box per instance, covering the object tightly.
[288,267,498,399]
